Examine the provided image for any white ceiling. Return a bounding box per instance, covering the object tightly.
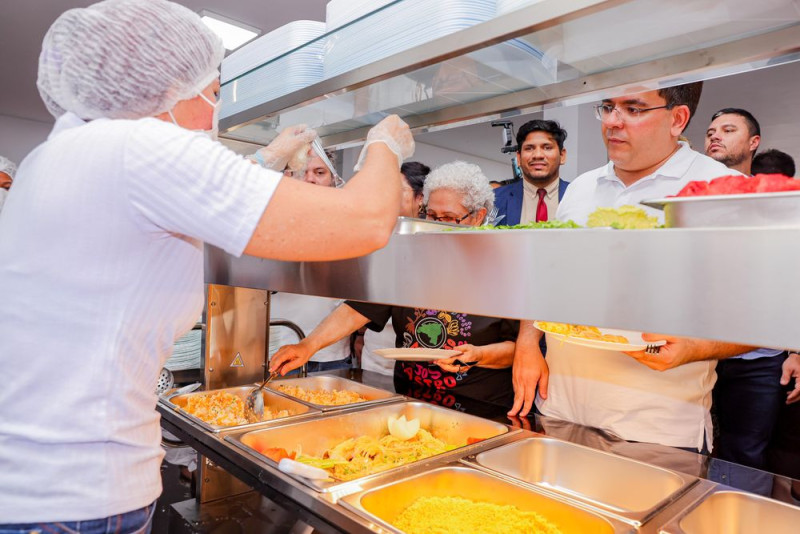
[0,0,329,124]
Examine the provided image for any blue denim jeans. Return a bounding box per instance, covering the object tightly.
[0,501,155,534]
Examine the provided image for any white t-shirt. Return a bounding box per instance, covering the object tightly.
[540,143,734,450]
[0,113,279,522]
[268,293,349,363]
[361,318,397,375]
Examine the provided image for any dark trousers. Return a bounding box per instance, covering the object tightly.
[712,354,787,470]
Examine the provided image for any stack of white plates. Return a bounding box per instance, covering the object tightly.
[323,0,497,79]
[496,0,545,15]
[220,20,326,120]
[325,0,396,32]
[165,329,202,371]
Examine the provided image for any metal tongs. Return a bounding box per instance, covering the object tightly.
[311,138,344,188]
[245,361,288,421]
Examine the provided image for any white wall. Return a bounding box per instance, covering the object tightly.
[0,114,53,165]
[684,61,800,165]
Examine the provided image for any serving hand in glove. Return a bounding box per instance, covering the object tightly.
[781,352,800,404]
[252,124,317,171]
[433,341,515,374]
[354,114,415,171]
[624,334,754,372]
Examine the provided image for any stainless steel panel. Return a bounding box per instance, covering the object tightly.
[224,401,511,493]
[205,226,800,349]
[340,466,626,534]
[470,437,696,526]
[205,285,268,389]
[266,375,403,412]
[660,490,800,534]
[162,385,318,433]
[641,192,800,228]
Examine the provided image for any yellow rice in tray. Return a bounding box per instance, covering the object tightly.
[393,496,562,534]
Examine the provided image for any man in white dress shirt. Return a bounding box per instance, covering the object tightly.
[509,83,754,452]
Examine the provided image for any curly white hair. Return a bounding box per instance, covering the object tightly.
[422,161,494,214]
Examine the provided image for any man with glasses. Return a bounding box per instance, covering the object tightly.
[494,119,570,225]
[510,83,754,455]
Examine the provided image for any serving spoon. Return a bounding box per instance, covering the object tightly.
[245,361,287,421]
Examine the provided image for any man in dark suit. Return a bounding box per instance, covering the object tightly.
[494,120,569,225]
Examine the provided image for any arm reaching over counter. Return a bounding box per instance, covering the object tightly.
[508,321,549,418]
[624,333,755,372]
[270,303,371,375]
[433,341,515,374]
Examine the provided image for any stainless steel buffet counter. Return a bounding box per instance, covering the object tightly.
[157,369,800,533]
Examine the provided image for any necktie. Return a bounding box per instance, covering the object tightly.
[536,188,548,222]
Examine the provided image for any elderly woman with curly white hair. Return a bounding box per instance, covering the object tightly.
[272,160,518,409]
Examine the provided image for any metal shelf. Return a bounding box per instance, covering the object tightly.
[219,0,800,148]
[206,226,800,350]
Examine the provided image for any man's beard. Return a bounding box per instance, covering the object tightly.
[522,167,559,185]
[712,150,749,168]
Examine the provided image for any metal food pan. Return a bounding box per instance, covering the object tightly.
[659,490,800,534]
[641,191,800,228]
[224,401,511,493]
[266,375,403,412]
[162,385,318,433]
[393,216,462,234]
[467,437,696,526]
[341,466,629,534]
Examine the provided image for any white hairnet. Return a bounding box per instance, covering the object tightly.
[0,156,17,178]
[37,0,225,120]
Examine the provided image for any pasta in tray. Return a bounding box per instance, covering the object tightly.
[296,429,456,480]
[535,321,629,344]
[274,384,367,406]
[182,391,289,426]
[394,496,563,534]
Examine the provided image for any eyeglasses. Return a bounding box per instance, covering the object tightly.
[424,209,474,224]
[594,103,673,123]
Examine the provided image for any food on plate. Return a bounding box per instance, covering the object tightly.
[586,205,659,229]
[393,496,563,534]
[182,391,290,426]
[274,384,367,406]
[294,417,458,480]
[536,322,629,344]
[674,173,800,197]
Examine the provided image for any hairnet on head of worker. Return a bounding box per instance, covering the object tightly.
[37,0,225,121]
[0,156,17,179]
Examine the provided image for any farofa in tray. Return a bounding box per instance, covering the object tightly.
[182,391,289,426]
[393,496,563,534]
[275,384,367,406]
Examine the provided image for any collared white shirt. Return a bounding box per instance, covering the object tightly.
[556,142,734,225]
[540,142,736,451]
[521,176,559,224]
[0,113,279,522]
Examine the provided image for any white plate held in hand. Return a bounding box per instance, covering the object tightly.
[374,347,461,361]
[533,321,667,352]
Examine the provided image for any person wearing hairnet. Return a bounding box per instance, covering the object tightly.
[0,155,16,213]
[0,0,413,531]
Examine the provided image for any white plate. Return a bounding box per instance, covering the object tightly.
[533,321,667,352]
[374,348,461,361]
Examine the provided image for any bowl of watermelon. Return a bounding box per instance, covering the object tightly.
[641,174,800,228]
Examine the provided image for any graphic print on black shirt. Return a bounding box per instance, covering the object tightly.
[345,301,517,408]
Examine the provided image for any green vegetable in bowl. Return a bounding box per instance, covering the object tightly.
[446,220,581,230]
